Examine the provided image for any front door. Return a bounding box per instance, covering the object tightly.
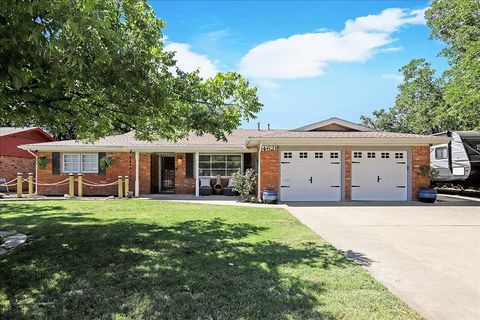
[160,156,175,193]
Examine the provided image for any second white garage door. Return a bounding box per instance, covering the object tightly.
[280,151,342,201]
[351,150,408,201]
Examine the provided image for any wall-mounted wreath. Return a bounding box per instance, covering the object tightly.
[37,156,48,170]
[100,156,113,170]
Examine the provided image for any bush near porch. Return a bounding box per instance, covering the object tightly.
[0,200,421,319]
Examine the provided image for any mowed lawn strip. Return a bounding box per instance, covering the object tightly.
[0,200,422,320]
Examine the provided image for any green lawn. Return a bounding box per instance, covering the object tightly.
[0,200,421,320]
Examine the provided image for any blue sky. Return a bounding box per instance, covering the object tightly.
[150,0,447,129]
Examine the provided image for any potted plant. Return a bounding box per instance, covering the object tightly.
[37,156,48,170]
[416,165,439,203]
[231,169,257,202]
[99,156,113,170]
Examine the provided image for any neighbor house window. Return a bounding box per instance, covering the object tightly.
[62,154,98,173]
[198,154,241,177]
[435,147,448,160]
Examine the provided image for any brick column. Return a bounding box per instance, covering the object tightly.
[344,146,351,201]
[412,146,431,200]
[175,153,195,194]
[259,148,279,198]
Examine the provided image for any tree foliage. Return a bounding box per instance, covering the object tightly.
[0,0,262,141]
[361,0,480,133]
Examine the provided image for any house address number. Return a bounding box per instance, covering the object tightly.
[261,145,277,152]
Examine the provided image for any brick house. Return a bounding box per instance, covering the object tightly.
[18,118,449,201]
[0,127,54,191]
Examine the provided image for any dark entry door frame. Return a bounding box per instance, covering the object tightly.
[159,155,175,193]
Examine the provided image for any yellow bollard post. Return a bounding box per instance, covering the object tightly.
[77,173,83,198]
[124,176,129,197]
[16,173,22,198]
[28,173,34,198]
[118,176,123,199]
[69,173,74,197]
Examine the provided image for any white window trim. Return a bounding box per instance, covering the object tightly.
[198,153,243,178]
[61,153,99,173]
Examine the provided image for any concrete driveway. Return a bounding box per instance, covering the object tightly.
[286,195,480,320]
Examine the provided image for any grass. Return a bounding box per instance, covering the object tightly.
[0,200,422,320]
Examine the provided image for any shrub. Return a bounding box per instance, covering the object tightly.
[417,164,439,179]
[231,169,257,202]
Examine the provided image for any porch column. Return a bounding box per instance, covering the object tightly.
[194,152,199,197]
[135,151,140,197]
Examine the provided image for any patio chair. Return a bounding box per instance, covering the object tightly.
[223,178,238,196]
[199,178,212,196]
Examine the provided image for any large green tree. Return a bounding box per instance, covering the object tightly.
[0,0,262,141]
[361,0,480,133]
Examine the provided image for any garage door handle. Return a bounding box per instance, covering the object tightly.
[396,186,406,188]
[330,185,340,188]
[377,175,382,183]
[352,161,360,164]
[281,161,290,164]
[331,162,340,164]
[352,185,360,187]
[281,185,290,188]
[309,177,313,183]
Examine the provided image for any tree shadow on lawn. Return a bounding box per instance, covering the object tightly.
[0,204,352,320]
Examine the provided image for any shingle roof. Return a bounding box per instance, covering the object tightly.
[20,129,285,151]
[248,130,436,139]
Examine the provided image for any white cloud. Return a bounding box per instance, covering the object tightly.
[381,46,403,52]
[239,7,426,80]
[382,73,403,82]
[165,42,219,78]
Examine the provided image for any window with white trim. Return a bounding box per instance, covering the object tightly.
[62,153,98,173]
[330,152,339,159]
[299,152,308,158]
[367,152,376,158]
[395,152,404,159]
[198,154,241,177]
[314,152,323,159]
[353,152,362,158]
[283,152,292,159]
[381,152,390,159]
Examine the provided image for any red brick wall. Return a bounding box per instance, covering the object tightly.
[344,146,351,201]
[259,148,279,198]
[0,155,35,191]
[412,146,431,200]
[175,153,195,194]
[36,152,151,196]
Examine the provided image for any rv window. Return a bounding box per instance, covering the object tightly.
[435,147,448,160]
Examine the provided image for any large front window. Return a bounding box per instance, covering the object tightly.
[199,154,242,177]
[62,153,99,173]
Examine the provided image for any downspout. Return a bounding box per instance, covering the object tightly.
[257,141,262,197]
[26,149,38,194]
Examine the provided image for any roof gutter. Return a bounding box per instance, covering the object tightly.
[246,136,451,147]
[18,144,258,153]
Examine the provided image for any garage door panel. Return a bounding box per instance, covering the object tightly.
[351,151,408,201]
[280,151,341,201]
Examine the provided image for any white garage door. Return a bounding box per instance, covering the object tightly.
[280,151,341,201]
[351,151,408,201]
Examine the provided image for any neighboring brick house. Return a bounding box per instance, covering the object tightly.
[18,118,449,201]
[0,127,54,191]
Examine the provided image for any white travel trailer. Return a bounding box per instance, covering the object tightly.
[431,131,480,187]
